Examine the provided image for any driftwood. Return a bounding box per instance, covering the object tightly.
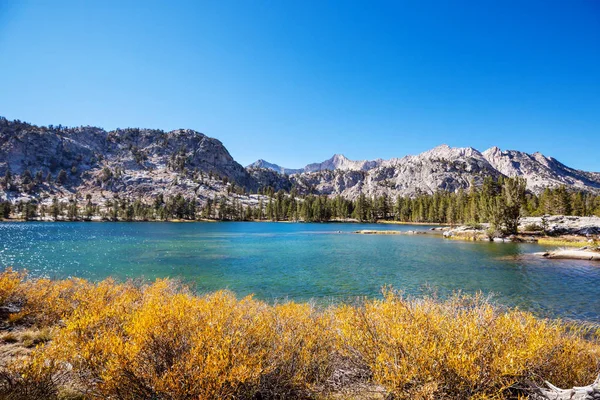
[541,249,600,261]
[529,375,600,399]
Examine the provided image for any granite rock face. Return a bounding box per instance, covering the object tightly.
[0,118,256,206]
[246,160,303,176]
[285,145,504,198]
[482,146,600,193]
[254,144,600,198]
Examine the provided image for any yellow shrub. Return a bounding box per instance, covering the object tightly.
[45,280,334,399]
[0,351,64,399]
[0,270,599,399]
[265,302,335,394]
[14,277,93,326]
[0,268,24,307]
[335,290,600,399]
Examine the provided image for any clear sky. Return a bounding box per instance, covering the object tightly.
[0,1,599,171]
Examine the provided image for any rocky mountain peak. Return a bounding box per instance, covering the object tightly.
[304,154,381,173]
[482,146,502,157]
[416,144,484,162]
[331,153,349,161]
[246,159,303,175]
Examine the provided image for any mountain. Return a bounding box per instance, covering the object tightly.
[251,145,600,198]
[247,154,382,175]
[482,146,600,193]
[246,160,303,175]
[304,154,382,173]
[2,117,600,209]
[0,118,257,206]
[287,145,504,199]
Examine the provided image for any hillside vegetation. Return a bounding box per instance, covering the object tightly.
[0,269,598,399]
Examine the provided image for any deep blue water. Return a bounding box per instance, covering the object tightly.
[1,222,599,321]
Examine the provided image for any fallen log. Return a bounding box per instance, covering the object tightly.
[528,375,600,400]
[539,247,600,261]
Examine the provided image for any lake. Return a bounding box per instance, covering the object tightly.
[1,221,599,322]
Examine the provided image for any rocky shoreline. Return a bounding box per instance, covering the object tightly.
[440,215,600,261]
[443,216,600,239]
[353,216,600,261]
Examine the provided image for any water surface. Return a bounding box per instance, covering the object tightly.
[1,222,599,321]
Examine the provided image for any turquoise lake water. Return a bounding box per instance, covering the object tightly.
[0,222,599,321]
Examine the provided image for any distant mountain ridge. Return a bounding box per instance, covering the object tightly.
[247,154,382,175]
[248,144,600,197]
[1,117,599,209]
[246,160,303,175]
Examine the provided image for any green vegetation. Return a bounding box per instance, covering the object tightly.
[0,269,598,399]
[2,176,600,231]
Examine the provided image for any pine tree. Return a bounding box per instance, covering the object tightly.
[51,197,60,221]
[500,177,526,234]
[35,170,44,184]
[21,169,33,185]
[67,198,78,221]
[2,170,12,189]
[56,169,68,185]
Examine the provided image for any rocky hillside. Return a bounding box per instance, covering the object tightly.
[482,146,600,193]
[286,145,504,199]
[2,117,600,208]
[253,145,600,199]
[0,118,258,207]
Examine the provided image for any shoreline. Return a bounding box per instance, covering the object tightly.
[0,217,444,224]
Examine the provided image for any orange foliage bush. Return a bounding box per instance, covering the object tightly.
[0,268,24,307]
[335,290,600,399]
[43,279,335,399]
[0,270,598,399]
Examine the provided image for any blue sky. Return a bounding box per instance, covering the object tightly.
[0,1,599,171]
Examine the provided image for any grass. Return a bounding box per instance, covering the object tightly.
[355,230,404,235]
[537,237,597,247]
[0,269,598,399]
[1,328,54,348]
[445,232,491,241]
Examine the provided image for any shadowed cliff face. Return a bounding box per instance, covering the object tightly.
[2,117,600,206]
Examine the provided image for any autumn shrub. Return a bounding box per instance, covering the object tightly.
[0,268,24,307]
[44,279,335,399]
[260,302,335,397]
[12,277,93,326]
[0,270,599,399]
[0,353,65,400]
[335,289,600,399]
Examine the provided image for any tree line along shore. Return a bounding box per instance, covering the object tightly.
[2,176,600,233]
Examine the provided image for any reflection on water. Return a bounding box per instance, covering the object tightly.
[1,221,599,321]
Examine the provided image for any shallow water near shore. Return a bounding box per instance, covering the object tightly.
[1,221,599,322]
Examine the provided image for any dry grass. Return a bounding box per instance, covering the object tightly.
[537,236,598,247]
[355,230,404,235]
[0,269,598,399]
